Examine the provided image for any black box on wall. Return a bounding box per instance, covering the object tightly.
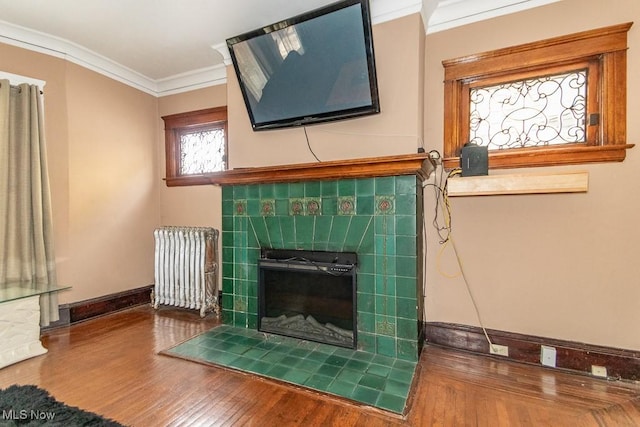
[460,143,488,177]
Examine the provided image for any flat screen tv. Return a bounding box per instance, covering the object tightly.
[226,0,380,131]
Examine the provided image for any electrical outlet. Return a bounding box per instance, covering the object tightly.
[489,344,509,357]
[591,365,607,378]
[540,345,557,367]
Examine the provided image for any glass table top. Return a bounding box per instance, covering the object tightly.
[0,285,71,304]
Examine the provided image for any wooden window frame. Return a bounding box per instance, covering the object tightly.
[442,23,634,170]
[162,107,228,187]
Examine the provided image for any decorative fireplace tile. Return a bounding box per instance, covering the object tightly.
[289,198,305,216]
[305,198,321,215]
[375,195,395,215]
[337,196,356,215]
[164,325,418,414]
[260,199,275,216]
[221,175,424,362]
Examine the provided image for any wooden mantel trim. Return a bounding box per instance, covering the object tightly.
[204,153,436,186]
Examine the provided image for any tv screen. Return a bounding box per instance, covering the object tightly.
[226,0,380,131]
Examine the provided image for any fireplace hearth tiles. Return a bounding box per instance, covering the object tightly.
[221,175,425,362]
[165,324,417,414]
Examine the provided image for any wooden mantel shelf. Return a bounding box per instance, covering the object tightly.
[204,153,436,185]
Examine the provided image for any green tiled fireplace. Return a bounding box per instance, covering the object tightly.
[221,174,424,362]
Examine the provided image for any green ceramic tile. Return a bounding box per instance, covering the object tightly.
[249,360,273,375]
[247,184,261,199]
[337,196,356,215]
[320,180,337,197]
[338,179,356,196]
[396,256,417,278]
[266,364,290,378]
[265,216,283,247]
[352,385,380,405]
[305,181,321,197]
[357,332,376,354]
[393,358,416,372]
[356,196,374,215]
[233,185,248,199]
[375,315,396,335]
[384,377,412,397]
[375,215,395,235]
[305,374,333,391]
[325,355,349,367]
[396,318,417,340]
[366,363,391,377]
[279,216,295,244]
[282,369,311,384]
[327,380,356,397]
[375,195,395,215]
[351,351,374,362]
[358,254,375,274]
[290,182,304,197]
[274,183,289,199]
[357,273,375,294]
[376,335,397,358]
[295,216,314,244]
[259,199,275,216]
[317,364,341,377]
[222,199,234,216]
[337,368,363,385]
[358,373,386,391]
[357,229,374,255]
[396,298,416,319]
[395,276,417,299]
[260,183,275,199]
[395,215,416,236]
[344,216,373,251]
[358,293,374,313]
[328,216,350,248]
[221,215,234,232]
[389,368,413,389]
[375,274,395,296]
[395,175,416,195]
[358,311,375,333]
[290,198,305,216]
[375,235,396,255]
[345,358,368,372]
[395,194,415,215]
[376,393,406,413]
[321,197,337,216]
[356,178,375,196]
[375,255,396,276]
[247,314,258,329]
[396,339,418,362]
[374,177,395,195]
[222,185,233,201]
[305,198,321,216]
[275,199,289,216]
[396,235,416,257]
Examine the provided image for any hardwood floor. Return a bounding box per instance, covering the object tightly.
[0,305,638,426]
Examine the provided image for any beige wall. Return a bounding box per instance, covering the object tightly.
[0,43,160,304]
[227,13,426,168]
[423,0,640,351]
[157,86,226,230]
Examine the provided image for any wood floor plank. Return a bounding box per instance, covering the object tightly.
[0,305,638,426]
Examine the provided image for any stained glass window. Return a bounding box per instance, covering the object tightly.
[179,127,226,175]
[469,70,587,150]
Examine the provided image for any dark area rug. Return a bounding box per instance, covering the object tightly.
[0,385,124,427]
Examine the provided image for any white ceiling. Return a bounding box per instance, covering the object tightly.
[0,0,559,96]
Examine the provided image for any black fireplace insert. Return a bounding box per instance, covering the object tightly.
[258,248,357,348]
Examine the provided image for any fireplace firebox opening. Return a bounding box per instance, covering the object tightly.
[258,248,357,348]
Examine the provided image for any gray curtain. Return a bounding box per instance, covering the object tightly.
[0,79,59,326]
